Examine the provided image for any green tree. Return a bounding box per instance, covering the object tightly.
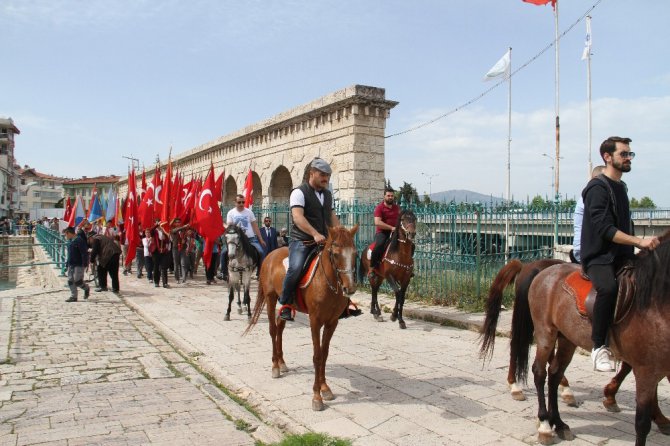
[396,182,419,206]
[529,195,548,209]
[631,196,656,209]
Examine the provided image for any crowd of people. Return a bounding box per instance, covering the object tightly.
[61,209,288,301]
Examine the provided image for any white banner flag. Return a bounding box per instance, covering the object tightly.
[581,17,592,60]
[483,50,510,81]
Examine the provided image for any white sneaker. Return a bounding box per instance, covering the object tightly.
[591,346,615,372]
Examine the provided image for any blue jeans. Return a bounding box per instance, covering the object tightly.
[248,236,265,262]
[279,240,314,305]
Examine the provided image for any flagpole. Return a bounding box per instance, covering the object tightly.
[553,0,560,251]
[585,15,593,179]
[505,47,512,262]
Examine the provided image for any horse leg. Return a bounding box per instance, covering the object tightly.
[547,336,576,441]
[532,334,556,445]
[652,384,670,435]
[371,280,384,321]
[507,343,525,401]
[237,279,243,314]
[396,281,409,330]
[387,276,401,325]
[603,361,632,413]
[633,369,657,446]
[224,287,234,321]
[318,321,339,402]
[550,346,576,407]
[309,322,326,411]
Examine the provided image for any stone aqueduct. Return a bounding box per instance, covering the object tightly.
[119,85,398,206]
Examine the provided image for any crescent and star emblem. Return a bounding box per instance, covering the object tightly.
[155,185,163,204]
[198,189,213,213]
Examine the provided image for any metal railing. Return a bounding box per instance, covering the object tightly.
[34,225,68,275]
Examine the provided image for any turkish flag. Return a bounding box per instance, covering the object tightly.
[214,169,224,202]
[159,160,173,234]
[171,171,183,223]
[124,170,140,268]
[522,0,556,9]
[139,168,147,201]
[188,178,202,232]
[63,196,72,222]
[195,165,224,268]
[179,178,198,225]
[138,167,159,230]
[152,167,164,220]
[242,169,254,210]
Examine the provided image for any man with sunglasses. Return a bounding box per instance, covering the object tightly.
[226,194,266,258]
[581,136,659,372]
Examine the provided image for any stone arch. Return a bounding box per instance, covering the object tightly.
[224,176,237,205]
[269,165,292,203]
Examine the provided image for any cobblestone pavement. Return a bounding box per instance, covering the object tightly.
[2,271,669,446]
[0,285,281,446]
[117,275,669,446]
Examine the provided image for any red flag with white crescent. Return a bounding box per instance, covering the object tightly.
[242,169,254,210]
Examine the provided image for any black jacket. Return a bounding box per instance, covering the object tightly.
[580,175,634,269]
[67,232,89,267]
[89,234,122,267]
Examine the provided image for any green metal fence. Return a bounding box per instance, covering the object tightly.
[35,225,68,275]
[235,201,578,308]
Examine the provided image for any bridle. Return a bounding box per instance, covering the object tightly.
[308,237,356,294]
[382,213,416,271]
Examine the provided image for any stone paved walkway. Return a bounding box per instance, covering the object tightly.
[1,270,669,445]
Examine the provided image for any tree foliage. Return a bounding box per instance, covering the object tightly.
[630,196,656,209]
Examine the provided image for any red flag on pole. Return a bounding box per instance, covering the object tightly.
[242,169,254,210]
[138,167,159,229]
[214,169,224,202]
[124,170,140,268]
[63,196,72,222]
[195,165,225,269]
[140,168,147,201]
[522,0,556,8]
[159,159,173,234]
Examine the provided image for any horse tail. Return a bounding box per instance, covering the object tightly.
[510,263,541,385]
[243,278,267,336]
[480,259,524,361]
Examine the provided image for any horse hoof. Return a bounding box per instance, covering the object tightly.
[399,320,406,329]
[373,314,384,322]
[561,393,577,407]
[656,422,670,435]
[271,367,280,379]
[538,432,554,445]
[511,390,526,401]
[603,399,621,413]
[224,314,231,321]
[321,389,335,401]
[312,399,325,411]
[390,313,397,322]
[556,427,574,441]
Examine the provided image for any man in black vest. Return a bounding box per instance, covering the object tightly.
[278,158,340,321]
[581,136,659,372]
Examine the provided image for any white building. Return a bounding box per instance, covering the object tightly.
[0,118,20,218]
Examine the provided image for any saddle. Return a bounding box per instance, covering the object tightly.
[282,249,320,314]
[562,265,636,324]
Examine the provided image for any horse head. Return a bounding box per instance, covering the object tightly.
[326,224,359,296]
[399,210,417,242]
[225,224,242,257]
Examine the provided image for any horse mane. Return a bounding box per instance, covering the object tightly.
[387,209,413,255]
[633,229,670,310]
[227,225,261,265]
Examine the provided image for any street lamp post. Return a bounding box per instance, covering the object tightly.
[421,172,438,199]
[542,153,562,251]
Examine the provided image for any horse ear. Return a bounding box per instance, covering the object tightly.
[349,223,359,236]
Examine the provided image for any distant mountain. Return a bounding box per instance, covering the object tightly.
[428,189,505,205]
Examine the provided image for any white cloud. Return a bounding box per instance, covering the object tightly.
[386,96,670,206]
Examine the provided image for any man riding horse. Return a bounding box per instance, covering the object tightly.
[278,157,361,321]
[369,187,400,275]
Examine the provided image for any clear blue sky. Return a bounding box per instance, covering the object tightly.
[3,0,669,204]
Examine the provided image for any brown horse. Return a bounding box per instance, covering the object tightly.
[359,210,416,329]
[482,232,670,445]
[480,258,577,405]
[244,225,359,411]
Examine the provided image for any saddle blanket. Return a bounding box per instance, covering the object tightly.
[281,255,320,313]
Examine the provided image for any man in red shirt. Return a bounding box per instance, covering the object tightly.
[370,187,400,270]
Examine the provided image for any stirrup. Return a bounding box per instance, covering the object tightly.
[278,304,296,321]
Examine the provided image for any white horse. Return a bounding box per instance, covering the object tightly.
[224,224,261,320]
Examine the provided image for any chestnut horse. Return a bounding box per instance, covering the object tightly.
[244,225,358,411]
[482,231,670,445]
[482,258,670,421]
[359,210,416,329]
[480,258,577,405]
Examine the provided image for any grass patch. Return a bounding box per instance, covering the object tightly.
[267,432,352,446]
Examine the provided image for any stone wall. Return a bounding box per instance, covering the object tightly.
[0,236,33,282]
[119,85,398,205]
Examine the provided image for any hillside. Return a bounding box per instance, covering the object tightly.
[428,189,505,205]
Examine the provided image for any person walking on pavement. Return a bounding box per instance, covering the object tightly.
[260,216,279,255]
[152,223,172,288]
[88,232,122,294]
[142,228,155,282]
[170,218,190,283]
[63,226,90,302]
[581,136,660,372]
[278,158,340,321]
[369,187,401,271]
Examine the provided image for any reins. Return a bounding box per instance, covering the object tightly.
[305,236,355,295]
[383,216,415,271]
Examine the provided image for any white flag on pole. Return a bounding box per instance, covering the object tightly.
[483,50,511,81]
[581,17,592,60]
